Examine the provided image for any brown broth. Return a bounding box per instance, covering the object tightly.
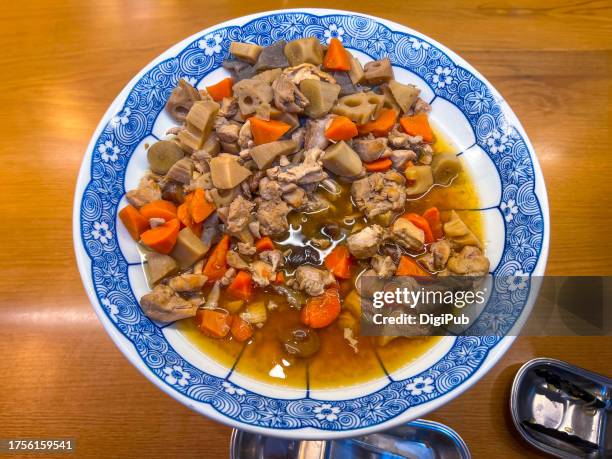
[175,128,484,389]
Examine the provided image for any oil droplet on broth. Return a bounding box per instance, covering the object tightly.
[175,126,484,389]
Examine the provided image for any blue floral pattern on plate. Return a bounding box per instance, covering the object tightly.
[76,11,545,432]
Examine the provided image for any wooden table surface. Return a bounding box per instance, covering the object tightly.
[1,1,610,458]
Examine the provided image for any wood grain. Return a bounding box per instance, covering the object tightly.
[0,1,610,457]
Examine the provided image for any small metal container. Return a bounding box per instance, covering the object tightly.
[510,358,612,458]
[230,419,470,459]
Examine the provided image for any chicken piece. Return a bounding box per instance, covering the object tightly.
[259,249,284,271]
[165,157,194,185]
[272,74,309,113]
[347,225,384,259]
[351,171,406,219]
[225,195,255,234]
[353,137,388,162]
[446,246,490,276]
[267,148,328,185]
[282,187,307,208]
[432,240,451,269]
[168,273,208,292]
[412,97,432,115]
[282,63,336,85]
[371,254,396,278]
[216,121,241,144]
[248,221,261,239]
[149,217,165,228]
[304,118,330,150]
[250,260,276,287]
[258,177,283,200]
[294,266,335,296]
[140,285,198,323]
[238,120,254,150]
[226,251,250,270]
[389,149,417,170]
[391,218,425,250]
[126,176,162,208]
[257,199,291,236]
[237,242,257,256]
[388,127,423,149]
[220,267,237,286]
[291,127,306,150]
[218,96,239,118]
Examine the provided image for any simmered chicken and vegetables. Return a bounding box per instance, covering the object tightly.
[119,37,490,387]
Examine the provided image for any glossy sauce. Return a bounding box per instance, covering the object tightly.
[176,129,484,389]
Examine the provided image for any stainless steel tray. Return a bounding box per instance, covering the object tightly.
[510,358,612,458]
[230,419,470,458]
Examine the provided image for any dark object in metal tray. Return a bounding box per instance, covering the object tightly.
[230,419,470,458]
[511,358,612,458]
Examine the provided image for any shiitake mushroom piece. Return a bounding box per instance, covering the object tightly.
[279,326,321,358]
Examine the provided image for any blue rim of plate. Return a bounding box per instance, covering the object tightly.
[73,9,548,436]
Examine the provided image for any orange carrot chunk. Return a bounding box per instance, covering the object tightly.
[324,116,358,141]
[230,316,253,342]
[400,114,434,143]
[275,271,285,284]
[140,218,180,254]
[358,108,398,137]
[396,256,430,277]
[190,188,216,223]
[324,246,353,280]
[203,235,231,281]
[402,212,435,244]
[206,77,233,101]
[300,288,341,329]
[227,271,254,302]
[423,207,444,240]
[255,237,275,252]
[139,199,178,221]
[323,38,351,71]
[249,117,291,145]
[196,309,232,338]
[364,158,393,172]
[119,205,149,241]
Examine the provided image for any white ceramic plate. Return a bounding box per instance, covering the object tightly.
[73,9,549,439]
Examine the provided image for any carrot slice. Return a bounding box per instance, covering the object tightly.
[140,218,180,254]
[323,38,351,71]
[400,114,434,142]
[177,201,203,237]
[119,205,149,241]
[364,158,393,172]
[422,207,444,240]
[196,309,232,338]
[402,212,435,243]
[230,316,253,342]
[255,237,275,252]
[300,288,342,329]
[358,108,398,137]
[139,199,177,221]
[227,271,253,302]
[190,188,216,223]
[249,117,291,145]
[324,116,358,141]
[275,271,285,284]
[206,77,233,102]
[396,256,429,277]
[203,235,231,281]
[324,246,352,279]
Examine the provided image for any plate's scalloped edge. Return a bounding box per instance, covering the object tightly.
[73,9,549,439]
